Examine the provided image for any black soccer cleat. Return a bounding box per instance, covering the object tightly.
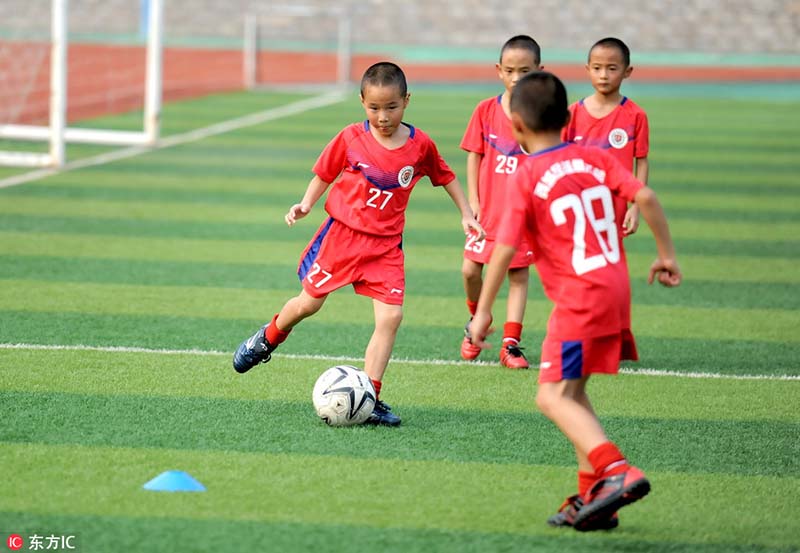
[233,324,276,373]
[547,494,619,530]
[365,399,401,426]
[573,467,649,532]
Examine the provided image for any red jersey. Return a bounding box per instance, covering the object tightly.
[561,97,649,172]
[460,95,527,239]
[497,143,645,340]
[313,121,455,237]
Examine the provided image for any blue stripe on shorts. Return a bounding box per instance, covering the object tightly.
[561,340,583,380]
[297,217,335,280]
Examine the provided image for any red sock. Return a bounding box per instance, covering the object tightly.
[588,441,630,477]
[265,313,290,346]
[578,470,596,497]
[371,379,382,399]
[502,321,523,344]
[466,299,478,317]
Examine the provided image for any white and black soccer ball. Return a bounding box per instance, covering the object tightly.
[312,365,376,426]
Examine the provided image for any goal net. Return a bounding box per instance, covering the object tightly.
[243,5,352,90]
[0,0,163,168]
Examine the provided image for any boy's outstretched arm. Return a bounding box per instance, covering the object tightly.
[469,243,516,348]
[285,175,331,226]
[442,178,486,241]
[465,151,482,221]
[634,186,682,287]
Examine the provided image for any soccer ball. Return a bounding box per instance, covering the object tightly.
[312,365,376,426]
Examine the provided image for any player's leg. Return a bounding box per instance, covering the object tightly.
[233,290,327,374]
[500,266,530,369]
[538,333,650,531]
[363,299,403,426]
[460,257,483,360]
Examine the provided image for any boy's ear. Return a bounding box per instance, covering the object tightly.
[624,65,634,79]
[510,111,527,133]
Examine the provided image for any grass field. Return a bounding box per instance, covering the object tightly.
[1,83,799,552]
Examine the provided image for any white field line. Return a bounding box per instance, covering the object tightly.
[0,90,346,189]
[1,343,798,381]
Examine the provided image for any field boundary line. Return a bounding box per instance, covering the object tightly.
[2,343,798,381]
[0,90,346,190]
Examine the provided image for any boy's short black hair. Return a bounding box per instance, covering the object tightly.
[510,71,568,132]
[360,62,408,97]
[500,35,541,65]
[589,37,631,67]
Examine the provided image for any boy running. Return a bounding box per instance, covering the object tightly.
[469,71,681,531]
[562,37,649,236]
[460,35,541,369]
[233,62,484,426]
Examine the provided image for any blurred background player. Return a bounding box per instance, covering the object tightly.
[232,62,484,426]
[469,71,681,531]
[562,37,649,236]
[459,35,542,369]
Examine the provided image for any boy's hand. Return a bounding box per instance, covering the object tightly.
[468,311,494,349]
[464,217,486,242]
[648,258,682,287]
[469,200,481,222]
[285,203,311,226]
[623,205,640,236]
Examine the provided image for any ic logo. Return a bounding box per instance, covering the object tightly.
[7,534,23,551]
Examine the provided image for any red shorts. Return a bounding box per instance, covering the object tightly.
[537,329,638,383]
[297,218,405,305]
[463,234,533,268]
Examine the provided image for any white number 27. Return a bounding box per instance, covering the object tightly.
[549,185,620,275]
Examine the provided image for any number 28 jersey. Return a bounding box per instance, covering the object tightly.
[497,142,645,340]
[314,121,455,237]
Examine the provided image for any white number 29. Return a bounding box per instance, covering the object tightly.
[549,185,620,275]
[495,154,518,174]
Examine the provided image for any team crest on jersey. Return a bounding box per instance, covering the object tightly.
[398,165,414,187]
[608,128,629,149]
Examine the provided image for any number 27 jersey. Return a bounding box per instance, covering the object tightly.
[314,121,455,237]
[497,142,645,340]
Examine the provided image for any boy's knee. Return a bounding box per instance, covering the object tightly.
[462,261,482,281]
[535,386,557,416]
[377,307,403,330]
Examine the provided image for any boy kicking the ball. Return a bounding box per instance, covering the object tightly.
[232,62,484,426]
[469,71,681,530]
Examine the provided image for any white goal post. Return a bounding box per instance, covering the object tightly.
[0,0,164,168]
[243,5,352,91]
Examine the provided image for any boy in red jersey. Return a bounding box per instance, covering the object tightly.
[233,62,484,426]
[562,37,649,236]
[469,72,681,531]
[460,35,541,369]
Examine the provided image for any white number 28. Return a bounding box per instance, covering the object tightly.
[549,185,620,275]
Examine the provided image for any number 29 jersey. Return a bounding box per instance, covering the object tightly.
[314,121,456,237]
[497,142,645,340]
[460,95,527,240]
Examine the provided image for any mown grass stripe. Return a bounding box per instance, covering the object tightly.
[1,215,798,260]
[4,186,799,224]
[1,279,797,343]
[2,346,797,412]
[3,194,800,242]
[2,391,798,477]
[0,231,798,284]
[2,311,799,376]
[2,511,791,553]
[3,254,799,310]
[2,443,797,549]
